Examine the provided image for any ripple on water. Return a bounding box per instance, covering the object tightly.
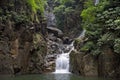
[0,73,112,80]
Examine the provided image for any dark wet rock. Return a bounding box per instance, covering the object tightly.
[83,54,98,76]
[70,50,84,75]
[13,67,21,74]
[98,46,119,78]
[47,33,57,41]
[0,16,47,74]
[44,50,57,72]
[0,0,48,75]
[70,41,120,78]
[63,37,73,44]
[70,50,98,76]
[46,27,63,38]
[0,51,14,75]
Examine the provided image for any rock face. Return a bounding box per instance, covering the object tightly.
[98,46,119,78]
[70,51,98,76]
[0,23,47,75]
[0,0,47,75]
[46,27,63,38]
[0,53,13,75]
[70,39,120,78]
[83,54,98,76]
[44,33,63,72]
[63,37,73,44]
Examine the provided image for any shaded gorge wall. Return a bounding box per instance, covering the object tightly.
[0,0,47,75]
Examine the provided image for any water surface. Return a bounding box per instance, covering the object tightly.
[0,73,111,80]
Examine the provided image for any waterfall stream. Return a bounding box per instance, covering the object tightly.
[54,42,74,73]
[54,30,86,73]
[45,0,87,74]
[95,0,99,5]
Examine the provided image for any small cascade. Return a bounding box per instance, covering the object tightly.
[44,0,56,27]
[54,42,74,73]
[78,30,86,39]
[54,30,86,74]
[95,0,99,5]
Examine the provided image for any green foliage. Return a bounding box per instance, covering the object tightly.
[54,5,66,29]
[54,4,74,29]
[97,7,120,30]
[81,0,96,22]
[80,0,120,55]
[55,0,73,5]
[0,10,29,25]
[91,49,101,56]
[97,33,115,47]
[27,0,37,13]
[27,0,46,13]
[33,33,47,55]
[84,23,102,41]
[65,7,74,13]
[81,0,109,23]
[0,0,46,29]
[81,6,96,22]
[53,0,81,33]
[80,41,94,52]
[114,38,120,54]
[12,12,29,25]
[26,0,47,22]
[54,5,66,13]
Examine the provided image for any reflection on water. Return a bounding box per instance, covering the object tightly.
[0,73,111,80]
[54,74,70,80]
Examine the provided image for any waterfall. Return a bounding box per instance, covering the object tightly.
[44,0,56,27]
[95,0,99,5]
[78,30,86,39]
[54,42,74,73]
[54,30,86,73]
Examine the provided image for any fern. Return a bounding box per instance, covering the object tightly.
[55,0,73,4]
[27,0,38,13]
[27,0,46,13]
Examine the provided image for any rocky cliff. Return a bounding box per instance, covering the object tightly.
[70,0,120,79]
[70,38,120,79]
[53,0,84,38]
[0,0,47,75]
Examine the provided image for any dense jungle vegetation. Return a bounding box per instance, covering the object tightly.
[80,0,120,56]
[52,0,120,55]
[0,0,120,79]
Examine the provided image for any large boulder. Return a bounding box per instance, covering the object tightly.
[83,54,98,76]
[63,37,73,44]
[0,51,14,75]
[98,46,119,78]
[70,42,120,78]
[70,50,85,75]
[46,27,63,38]
[70,51,98,76]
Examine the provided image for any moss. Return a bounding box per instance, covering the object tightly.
[80,41,94,52]
[33,33,47,55]
[114,38,120,54]
[26,0,46,14]
[74,38,82,44]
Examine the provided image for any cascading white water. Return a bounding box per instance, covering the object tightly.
[54,42,74,73]
[55,54,69,73]
[95,0,99,5]
[54,30,86,74]
[78,30,86,39]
